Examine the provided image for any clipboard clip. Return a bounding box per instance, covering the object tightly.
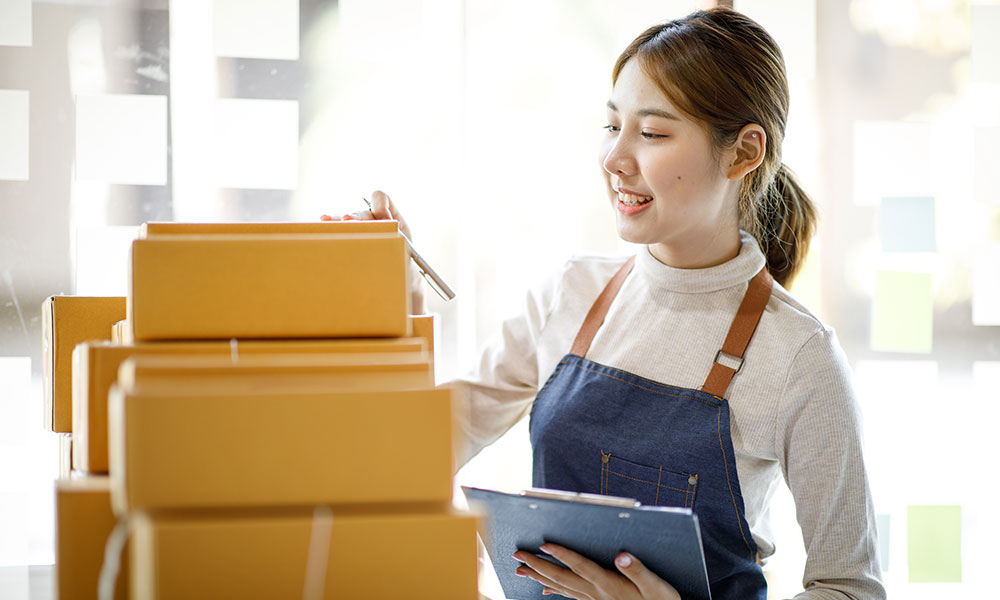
[520,488,640,508]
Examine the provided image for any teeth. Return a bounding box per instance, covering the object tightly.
[618,191,653,206]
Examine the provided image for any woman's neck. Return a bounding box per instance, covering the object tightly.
[647,228,742,270]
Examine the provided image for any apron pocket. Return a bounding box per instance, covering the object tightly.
[600,451,698,509]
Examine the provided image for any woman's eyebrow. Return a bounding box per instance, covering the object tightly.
[605,101,679,121]
[638,108,680,121]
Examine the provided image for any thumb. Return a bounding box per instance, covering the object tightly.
[615,553,680,600]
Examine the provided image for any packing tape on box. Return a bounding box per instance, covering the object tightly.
[303,506,334,600]
[97,508,340,599]
[98,518,128,600]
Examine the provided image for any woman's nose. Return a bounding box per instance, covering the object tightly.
[602,139,636,177]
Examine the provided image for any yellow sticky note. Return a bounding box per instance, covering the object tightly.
[907,505,961,583]
[871,270,933,353]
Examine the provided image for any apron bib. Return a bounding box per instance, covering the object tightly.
[529,255,773,599]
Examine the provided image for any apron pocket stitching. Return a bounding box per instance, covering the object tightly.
[717,406,755,557]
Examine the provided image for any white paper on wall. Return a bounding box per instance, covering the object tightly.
[75,94,168,186]
[972,5,1000,84]
[972,242,1000,326]
[0,0,31,47]
[0,90,29,181]
[974,127,1000,206]
[213,0,299,60]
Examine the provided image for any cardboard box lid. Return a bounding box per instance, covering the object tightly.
[139,220,399,237]
[128,233,409,341]
[116,351,434,395]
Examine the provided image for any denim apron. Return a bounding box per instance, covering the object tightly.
[529,255,773,599]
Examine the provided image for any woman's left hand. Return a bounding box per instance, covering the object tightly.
[513,544,681,600]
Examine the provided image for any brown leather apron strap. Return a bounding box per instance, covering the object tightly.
[701,267,774,398]
[570,255,636,357]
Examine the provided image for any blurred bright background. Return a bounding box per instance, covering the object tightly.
[1,0,998,598]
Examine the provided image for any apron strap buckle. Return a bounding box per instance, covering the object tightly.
[713,349,744,374]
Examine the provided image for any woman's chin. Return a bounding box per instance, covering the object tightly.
[614,220,654,245]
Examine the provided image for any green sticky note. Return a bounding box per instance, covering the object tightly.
[907,505,961,583]
[871,270,933,353]
[877,514,890,571]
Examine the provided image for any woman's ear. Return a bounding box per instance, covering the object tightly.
[726,125,766,180]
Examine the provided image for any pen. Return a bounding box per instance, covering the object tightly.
[364,197,456,302]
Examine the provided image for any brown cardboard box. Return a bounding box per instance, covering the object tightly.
[72,338,429,473]
[128,234,409,341]
[55,477,129,600]
[409,314,435,364]
[129,508,478,600]
[42,296,126,432]
[109,387,455,514]
[139,220,399,237]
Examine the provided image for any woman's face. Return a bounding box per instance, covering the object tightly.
[599,59,741,268]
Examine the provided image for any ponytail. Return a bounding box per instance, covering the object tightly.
[753,164,816,288]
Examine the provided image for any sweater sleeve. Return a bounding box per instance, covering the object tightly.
[777,329,886,600]
[451,264,563,469]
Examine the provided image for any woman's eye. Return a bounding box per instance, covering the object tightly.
[602,124,620,133]
[641,132,667,139]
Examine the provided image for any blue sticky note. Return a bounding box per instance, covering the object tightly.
[877,514,890,571]
[880,197,936,252]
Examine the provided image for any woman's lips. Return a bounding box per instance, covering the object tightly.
[616,189,653,216]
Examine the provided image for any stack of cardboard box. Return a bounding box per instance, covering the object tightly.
[44,221,478,599]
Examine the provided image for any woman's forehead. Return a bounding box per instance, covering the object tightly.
[608,60,681,116]
[607,60,691,122]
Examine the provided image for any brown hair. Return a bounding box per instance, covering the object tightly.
[612,7,816,287]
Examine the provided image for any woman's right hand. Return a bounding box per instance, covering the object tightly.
[320,190,425,314]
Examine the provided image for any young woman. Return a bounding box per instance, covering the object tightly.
[329,7,884,600]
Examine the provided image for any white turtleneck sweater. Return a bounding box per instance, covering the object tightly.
[453,232,885,600]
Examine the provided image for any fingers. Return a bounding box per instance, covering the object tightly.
[614,553,681,600]
[515,564,579,599]
[369,190,395,220]
[369,189,414,240]
[514,551,592,598]
[540,544,622,593]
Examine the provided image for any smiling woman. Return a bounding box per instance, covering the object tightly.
[442,6,884,600]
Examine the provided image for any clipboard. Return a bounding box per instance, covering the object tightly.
[463,486,712,600]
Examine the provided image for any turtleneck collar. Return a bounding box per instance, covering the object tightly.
[634,230,767,294]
